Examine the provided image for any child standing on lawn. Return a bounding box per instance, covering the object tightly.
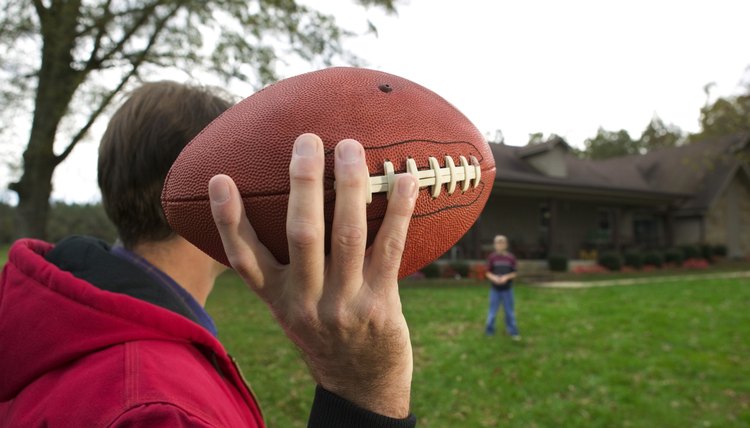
[485,235,520,340]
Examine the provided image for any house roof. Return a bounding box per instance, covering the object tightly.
[598,133,749,210]
[517,137,570,158]
[490,132,750,209]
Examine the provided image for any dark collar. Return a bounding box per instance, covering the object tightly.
[45,236,202,330]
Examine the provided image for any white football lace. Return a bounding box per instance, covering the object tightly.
[335,155,482,203]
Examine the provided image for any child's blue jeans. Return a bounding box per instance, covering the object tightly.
[485,287,519,336]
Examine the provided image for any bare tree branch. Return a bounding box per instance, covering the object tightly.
[55,3,181,165]
[85,0,114,65]
[85,1,166,71]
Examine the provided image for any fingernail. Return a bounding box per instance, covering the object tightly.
[209,177,230,203]
[337,139,362,164]
[295,134,318,157]
[398,175,417,197]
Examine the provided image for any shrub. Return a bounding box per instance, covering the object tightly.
[680,245,700,260]
[449,261,469,278]
[700,244,713,261]
[547,255,568,272]
[683,258,710,270]
[421,263,440,278]
[598,252,622,271]
[623,251,644,269]
[712,244,728,257]
[572,264,608,274]
[470,263,488,280]
[664,248,684,265]
[643,251,663,268]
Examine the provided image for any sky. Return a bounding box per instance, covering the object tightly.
[3,0,750,203]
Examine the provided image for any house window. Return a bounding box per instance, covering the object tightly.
[597,208,613,241]
[540,203,551,230]
[634,216,659,247]
[598,209,613,231]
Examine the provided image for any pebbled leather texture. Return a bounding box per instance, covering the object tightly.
[162,67,496,279]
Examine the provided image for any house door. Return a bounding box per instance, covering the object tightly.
[727,181,742,258]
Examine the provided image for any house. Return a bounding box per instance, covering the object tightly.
[454,132,750,260]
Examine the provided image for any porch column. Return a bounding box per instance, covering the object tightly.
[612,207,621,252]
[548,199,559,257]
[664,208,674,247]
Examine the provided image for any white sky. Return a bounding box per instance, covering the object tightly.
[4,0,750,203]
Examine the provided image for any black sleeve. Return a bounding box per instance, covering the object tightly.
[308,385,417,428]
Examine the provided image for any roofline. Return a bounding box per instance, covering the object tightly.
[492,176,690,201]
[705,163,741,211]
[517,138,570,158]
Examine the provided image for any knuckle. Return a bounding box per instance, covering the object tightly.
[212,208,239,228]
[380,231,406,262]
[287,221,322,248]
[335,167,366,189]
[332,223,365,249]
[226,252,258,281]
[290,159,322,184]
[319,305,351,330]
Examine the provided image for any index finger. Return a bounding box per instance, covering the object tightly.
[209,174,282,301]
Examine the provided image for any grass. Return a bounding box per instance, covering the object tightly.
[1,243,746,427]
[0,245,8,266]
[208,274,750,428]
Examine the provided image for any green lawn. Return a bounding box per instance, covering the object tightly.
[208,275,750,428]
[0,245,8,266]
[1,242,746,427]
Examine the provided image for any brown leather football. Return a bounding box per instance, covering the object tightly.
[162,67,495,278]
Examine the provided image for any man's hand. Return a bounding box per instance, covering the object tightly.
[208,133,418,418]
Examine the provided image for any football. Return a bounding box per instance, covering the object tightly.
[162,67,495,278]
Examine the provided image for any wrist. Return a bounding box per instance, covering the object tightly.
[317,368,412,418]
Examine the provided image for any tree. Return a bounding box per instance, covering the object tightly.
[526,132,563,146]
[527,132,545,145]
[1,0,397,239]
[639,116,684,151]
[582,127,641,159]
[689,87,750,142]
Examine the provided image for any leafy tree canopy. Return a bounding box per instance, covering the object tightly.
[0,0,398,239]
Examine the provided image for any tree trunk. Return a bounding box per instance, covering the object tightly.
[9,1,84,239]
[12,152,56,239]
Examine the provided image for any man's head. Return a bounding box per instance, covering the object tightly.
[98,81,231,248]
[493,235,508,253]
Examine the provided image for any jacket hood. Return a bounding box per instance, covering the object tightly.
[0,238,224,400]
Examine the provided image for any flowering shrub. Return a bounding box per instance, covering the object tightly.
[470,263,488,280]
[441,265,457,279]
[405,271,425,280]
[572,264,609,274]
[682,258,710,270]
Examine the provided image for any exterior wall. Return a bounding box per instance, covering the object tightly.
[525,146,568,177]
[552,200,603,257]
[705,172,750,258]
[470,194,666,259]
[674,217,702,245]
[476,195,542,257]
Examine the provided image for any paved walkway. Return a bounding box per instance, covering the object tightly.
[530,270,750,289]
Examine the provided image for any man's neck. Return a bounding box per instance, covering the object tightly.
[132,237,222,307]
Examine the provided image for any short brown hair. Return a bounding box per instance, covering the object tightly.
[98,81,231,248]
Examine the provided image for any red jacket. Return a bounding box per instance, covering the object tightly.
[0,239,265,427]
